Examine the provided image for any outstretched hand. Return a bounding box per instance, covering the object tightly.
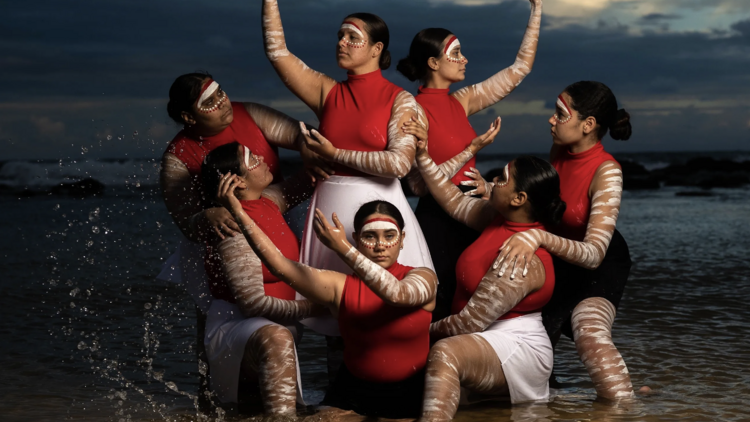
[460,167,493,200]
[468,117,501,155]
[492,229,542,279]
[312,208,350,254]
[300,122,337,161]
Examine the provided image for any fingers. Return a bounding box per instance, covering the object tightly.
[299,121,310,137]
[509,256,519,280]
[331,212,345,231]
[522,256,529,277]
[312,166,331,181]
[213,225,226,240]
[225,218,241,237]
[305,169,317,186]
[463,189,478,196]
[460,179,479,187]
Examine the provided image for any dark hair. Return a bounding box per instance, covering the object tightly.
[564,81,632,141]
[345,13,391,70]
[512,156,566,226]
[353,200,405,233]
[200,142,243,203]
[397,28,453,82]
[167,72,212,125]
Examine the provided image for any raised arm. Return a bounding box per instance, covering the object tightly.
[217,175,346,312]
[262,0,337,117]
[453,0,542,116]
[313,210,437,308]
[160,153,240,242]
[430,254,545,340]
[261,170,314,214]
[301,91,418,178]
[496,161,623,276]
[217,235,315,320]
[415,145,497,232]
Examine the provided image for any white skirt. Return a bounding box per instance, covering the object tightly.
[474,312,553,404]
[298,175,435,336]
[204,299,305,405]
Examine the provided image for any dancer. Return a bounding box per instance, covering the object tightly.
[414,138,564,420]
[487,81,635,400]
[198,142,318,412]
[397,0,542,319]
[216,191,437,418]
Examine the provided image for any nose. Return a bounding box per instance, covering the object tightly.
[463,56,468,64]
[549,115,556,126]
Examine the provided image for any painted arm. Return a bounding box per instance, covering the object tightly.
[216,175,345,312]
[217,234,315,320]
[261,170,314,214]
[453,0,542,116]
[415,147,497,232]
[312,209,438,307]
[262,0,337,117]
[301,91,418,178]
[495,161,623,276]
[430,254,545,340]
[244,102,302,150]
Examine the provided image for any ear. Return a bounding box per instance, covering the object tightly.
[511,191,528,207]
[371,41,383,58]
[400,231,406,249]
[582,116,597,135]
[428,57,440,71]
[352,232,359,246]
[181,111,196,126]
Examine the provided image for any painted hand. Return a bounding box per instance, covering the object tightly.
[492,229,542,279]
[468,117,501,155]
[312,208,350,254]
[299,130,335,185]
[201,206,241,240]
[300,122,337,160]
[402,116,428,143]
[210,173,245,239]
[460,167,493,200]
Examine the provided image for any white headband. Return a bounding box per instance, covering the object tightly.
[197,81,219,106]
[445,36,461,55]
[341,22,365,39]
[361,219,399,233]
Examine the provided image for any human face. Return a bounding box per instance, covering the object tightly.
[549,91,589,148]
[336,18,379,70]
[187,78,233,135]
[489,161,516,216]
[237,145,273,192]
[434,34,467,83]
[354,213,404,268]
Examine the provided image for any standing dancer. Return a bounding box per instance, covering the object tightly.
[414,139,565,420]
[199,142,317,412]
[397,0,542,319]
[262,0,433,335]
[216,192,438,419]
[492,81,635,400]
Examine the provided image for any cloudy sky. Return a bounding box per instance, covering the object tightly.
[2,0,749,159]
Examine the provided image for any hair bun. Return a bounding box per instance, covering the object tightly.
[610,108,632,141]
[379,49,392,70]
[396,56,419,81]
[545,197,567,227]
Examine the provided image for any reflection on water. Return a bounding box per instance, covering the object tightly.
[1,186,749,421]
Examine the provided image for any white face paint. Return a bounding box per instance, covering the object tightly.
[359,218,401,249]
[494,163,510,188]
[444,36,466,64]
[243,146,261,172]
[197,80,228,114]
[554,95,572,124]
[340,22,367,48]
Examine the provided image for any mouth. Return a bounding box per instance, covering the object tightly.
[373,255,388,261]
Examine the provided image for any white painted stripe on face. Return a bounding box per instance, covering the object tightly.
[341,23,364,39]
[445,37,461,55]
[361,221,399,233]
[198,81,219,106]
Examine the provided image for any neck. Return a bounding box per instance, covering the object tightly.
[424,74,452,90]
[568,137,599,154]
[236,188,263,201]
[185,123,227,138]
[502,208,535,224]
[347,61,380,75]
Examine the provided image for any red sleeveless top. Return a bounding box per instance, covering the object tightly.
[415,86,477,184]
[318,69,404,177]
[453,219,555,320]
[551,142,618,241]
[166,102,282,206]
[338,262,432,383]
[205,197,299,303]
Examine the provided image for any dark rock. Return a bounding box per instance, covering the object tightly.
[620,159,660,190]
[50,178,105,197]
[652,157,750,188]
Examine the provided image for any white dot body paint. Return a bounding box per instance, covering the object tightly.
[555,95,572,124]
[242,146,261,173]
[340,22,367,48]
[444,36,466,64]
[196,81,228,114]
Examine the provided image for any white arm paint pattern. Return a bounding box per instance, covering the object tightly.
[218,235,315,320]
[572,297,635,399]
[407,147,474,197]
[332,90,418,178]
[342,246,436,307]
[244,102,302,151]
[453,0,542,115]
[160,153,203,241]
[416,152,496,232]
[245,324,298,415]
[509,162,623,270]
[430,256,544,339]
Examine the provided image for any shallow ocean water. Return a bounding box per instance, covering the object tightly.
[1,177,749,421]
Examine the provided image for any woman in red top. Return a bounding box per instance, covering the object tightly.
[216,186,437,418]
[414,138,565,420]
[158,72,321,312]
[196,142,317,413]
[395,0,542,320]
[495,81,635,400]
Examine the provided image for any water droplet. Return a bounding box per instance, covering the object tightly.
[70,288,80,297]
[143,303,152,310]
[164,381,178,392]
[53,204,60,211]
[70,302,76,308]
[77,341,87,350]
[91,226,100,234]
[106,135,112,141]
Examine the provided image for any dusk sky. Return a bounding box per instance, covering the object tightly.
[2,0,749,160]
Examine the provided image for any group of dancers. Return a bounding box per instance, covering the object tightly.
[158,0,636,419]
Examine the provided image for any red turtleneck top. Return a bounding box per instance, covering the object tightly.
[205,197,299,303]
[318,70,404,177]
[338,262,432,383]
[415,87,478,184]
[452,218,555,319]
[166,102,282,205]
[551,142,618,241]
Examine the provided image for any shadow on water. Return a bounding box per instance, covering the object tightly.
[1,181,749,420]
